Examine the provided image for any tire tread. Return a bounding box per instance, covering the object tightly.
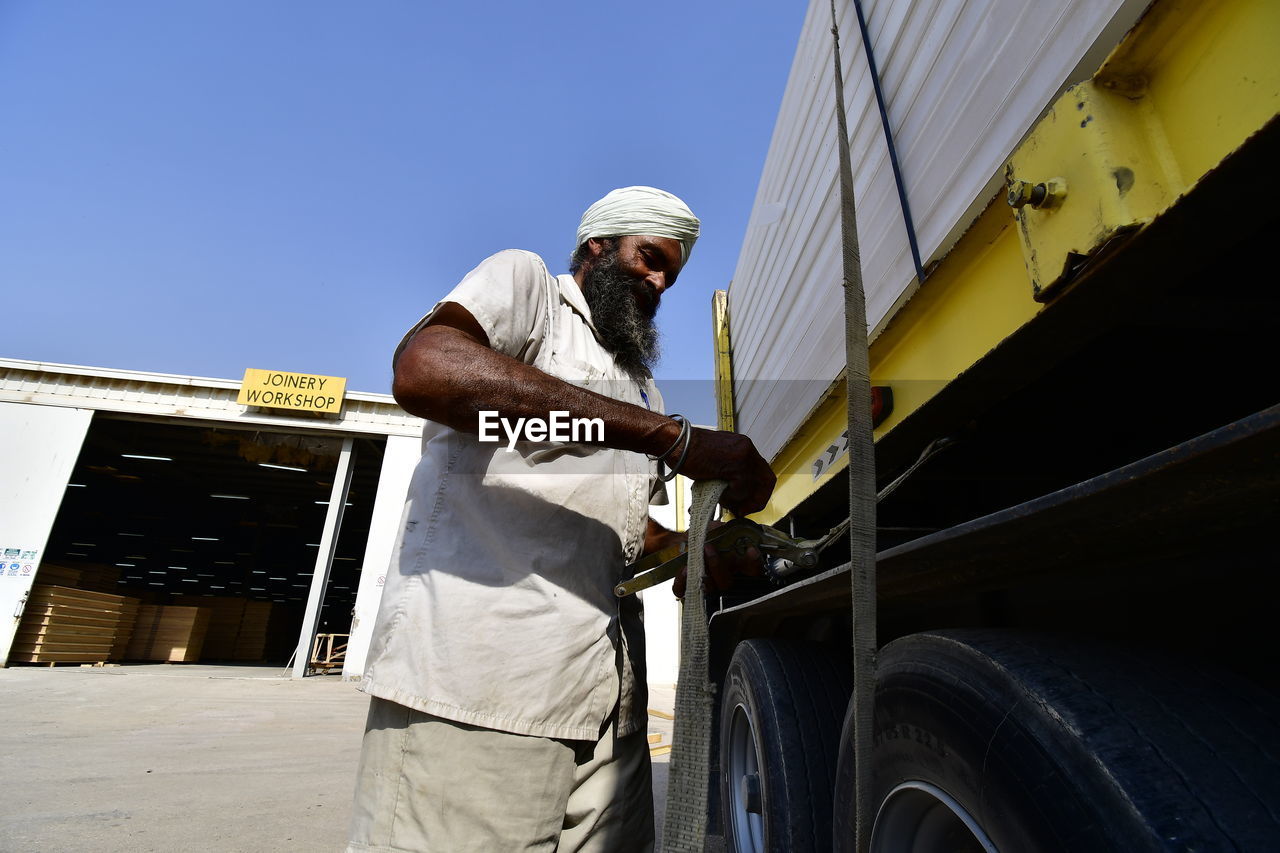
[721,639,851,852]
[854,631,1280,852]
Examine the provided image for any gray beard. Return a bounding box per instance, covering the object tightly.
[581,250,660,380]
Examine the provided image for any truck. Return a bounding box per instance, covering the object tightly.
[697,0,1280,849]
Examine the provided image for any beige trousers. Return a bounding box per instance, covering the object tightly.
[346,697,654,853]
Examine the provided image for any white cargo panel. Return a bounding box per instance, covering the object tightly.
[730,0,1148,461]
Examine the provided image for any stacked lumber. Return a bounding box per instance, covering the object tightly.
[171,596,244,660]
[124,607,159,660]
[11,585,126,664]
[232,600,273,661]
[110,597,142,660]
[76,563,123,594]
[33,564,82,588]
[126,605,210,662]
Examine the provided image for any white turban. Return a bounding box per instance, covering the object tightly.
[576,186,701,265]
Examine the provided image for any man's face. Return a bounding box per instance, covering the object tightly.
[580,235,683,380]
[613,235,683,318]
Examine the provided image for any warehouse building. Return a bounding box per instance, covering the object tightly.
[1,358,682,682]
[0,358,423,679]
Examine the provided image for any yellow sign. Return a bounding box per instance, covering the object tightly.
[237,369,346,415]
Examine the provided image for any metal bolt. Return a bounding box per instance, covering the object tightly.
[1007,177,1066,210]
[1007,180,1036,209]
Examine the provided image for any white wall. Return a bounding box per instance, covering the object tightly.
[343,434,421,680]
[0,402,93,664]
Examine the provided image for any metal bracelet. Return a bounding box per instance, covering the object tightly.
[647,414,687,461]
[657,416,692,482]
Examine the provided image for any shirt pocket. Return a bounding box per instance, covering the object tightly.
[546,354,601,389]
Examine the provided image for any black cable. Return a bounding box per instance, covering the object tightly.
[852,0,927,286]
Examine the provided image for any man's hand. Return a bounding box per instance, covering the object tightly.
[672,428,776,518]
[671,520,766,599]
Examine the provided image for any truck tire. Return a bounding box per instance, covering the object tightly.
[719,638,852,853]
[832,630,1280,852]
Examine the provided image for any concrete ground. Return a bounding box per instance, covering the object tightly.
[648,683,674,849]
[0,664,680,852]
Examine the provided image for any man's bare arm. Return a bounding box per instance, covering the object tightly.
[394,303,677,456]
[393,303,775,516]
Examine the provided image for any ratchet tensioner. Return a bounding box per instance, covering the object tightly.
[614,517,844,598]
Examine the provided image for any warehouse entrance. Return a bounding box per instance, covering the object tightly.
[28,415,383,667]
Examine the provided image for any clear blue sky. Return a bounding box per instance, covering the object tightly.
[1,1,807,424]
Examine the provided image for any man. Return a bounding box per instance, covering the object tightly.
[348,186,775,852]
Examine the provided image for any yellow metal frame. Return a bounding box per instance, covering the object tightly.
[733,0,1280,525]
[711,290,736,433]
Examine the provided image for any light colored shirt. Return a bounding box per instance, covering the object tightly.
[361,250,664,740]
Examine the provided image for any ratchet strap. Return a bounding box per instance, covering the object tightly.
[660,478,727,852]
[660,4,879,845]
[615,517,827,598]
[832,1,879,850]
